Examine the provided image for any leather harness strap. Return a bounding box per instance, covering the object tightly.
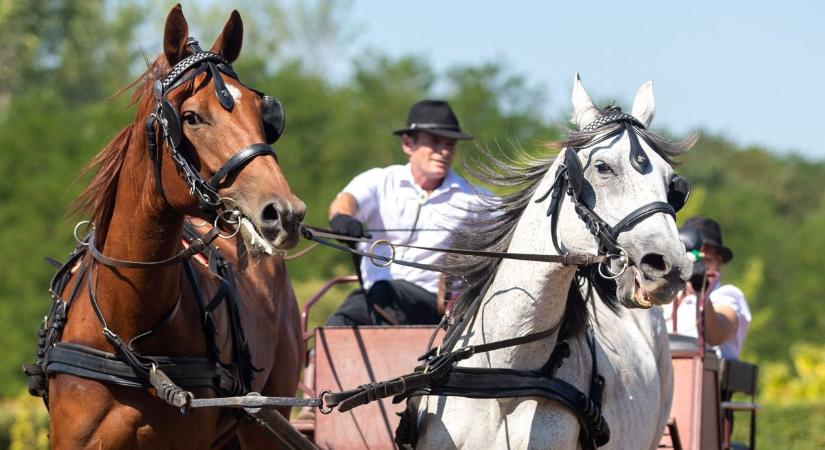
[24,222,252,410]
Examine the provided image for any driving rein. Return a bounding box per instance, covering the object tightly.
[317,110,691,450]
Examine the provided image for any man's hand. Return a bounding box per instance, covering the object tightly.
[330,214,371,238]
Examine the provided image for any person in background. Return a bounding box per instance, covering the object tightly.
[325,99,486,326]
[663,216,752,359]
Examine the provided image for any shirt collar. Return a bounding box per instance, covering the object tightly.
[399,164,463,197]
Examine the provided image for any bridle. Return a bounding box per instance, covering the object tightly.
[538,108,691,279]
[144,37,285,223]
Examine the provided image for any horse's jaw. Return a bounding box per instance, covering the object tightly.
[618,266,685,309]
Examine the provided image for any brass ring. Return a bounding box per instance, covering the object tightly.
[367,239,396,267]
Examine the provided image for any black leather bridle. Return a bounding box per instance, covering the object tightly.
[144,38,283,222]
[538,109,691,278]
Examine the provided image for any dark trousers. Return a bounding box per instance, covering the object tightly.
[325,280,440,326]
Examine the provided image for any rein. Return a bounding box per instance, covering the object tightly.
[300,226,610,272]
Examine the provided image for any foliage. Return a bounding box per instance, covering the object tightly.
[730,400,825,449]
[1,1,824,446]
[761,343,825,403]
[0,390,49,450]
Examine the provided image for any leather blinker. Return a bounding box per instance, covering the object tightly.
[667,175,691,212]
[564,148,584,198]
[160,98,182,148]
[261,96,285,144]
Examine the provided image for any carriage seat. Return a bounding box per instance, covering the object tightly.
[720,359,759,450]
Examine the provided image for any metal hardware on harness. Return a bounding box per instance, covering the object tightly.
[367,239,396,267]
[318,390,334,414]
[187,392,323,410]
[215,209,241,239]
[73,221,93,245]
[597,247,629,279]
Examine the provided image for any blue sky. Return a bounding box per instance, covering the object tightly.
[343,1,825,159]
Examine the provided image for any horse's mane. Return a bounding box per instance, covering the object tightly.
[446,108,696,334]
[70,57,171,237]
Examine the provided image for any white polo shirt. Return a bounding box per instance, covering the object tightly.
[341,164,488,293]
[662,280,752,359]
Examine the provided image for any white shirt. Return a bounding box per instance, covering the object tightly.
[662,280,752,359]
[341,164,488,293]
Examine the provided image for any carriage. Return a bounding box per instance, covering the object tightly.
[291,275,759,450]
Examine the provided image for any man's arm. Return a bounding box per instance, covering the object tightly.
[703,297,739,346]
[328,192,370,238]
[329,192,359,220]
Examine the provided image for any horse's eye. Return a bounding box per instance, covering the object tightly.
[182,112,203,126]
[594,161,614,175]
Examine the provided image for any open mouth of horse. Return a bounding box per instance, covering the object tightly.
[631,267,654,309]
[235,216,285,257]
[622,265,684,309]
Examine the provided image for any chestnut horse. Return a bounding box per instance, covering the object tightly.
[38,6,306,449]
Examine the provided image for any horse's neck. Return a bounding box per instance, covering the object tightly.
[93,136,186,339]
[461,169,577,370]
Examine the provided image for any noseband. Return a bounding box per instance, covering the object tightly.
[536,109,690,278]
[144,38,283,221]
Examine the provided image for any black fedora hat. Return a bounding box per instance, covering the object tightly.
[393,100,473,140]
[680,216,734,263]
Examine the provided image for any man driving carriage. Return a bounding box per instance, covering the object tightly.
[324,99,487,326]
[663,216,752,359]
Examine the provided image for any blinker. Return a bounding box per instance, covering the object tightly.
[667,175,691,212]
[563,148,584,198]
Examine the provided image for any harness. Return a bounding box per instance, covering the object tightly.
[319,110,692,449]
[24,223,254,408]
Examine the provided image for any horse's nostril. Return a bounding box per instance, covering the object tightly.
[640,253,668,272]
[261,203,279,224]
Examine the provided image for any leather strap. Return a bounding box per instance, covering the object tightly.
[44,342,236,391]
[208,143,277,190]
[88,228,219,269]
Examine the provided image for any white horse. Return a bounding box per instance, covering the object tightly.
[415,75,695,449]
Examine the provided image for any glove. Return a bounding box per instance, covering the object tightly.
[329,214,371,238]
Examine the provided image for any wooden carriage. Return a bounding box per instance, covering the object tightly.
[292,276,759,450]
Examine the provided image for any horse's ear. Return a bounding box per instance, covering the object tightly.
[163,4,190,67]
[210,10,243,63]
[631,81,655,128]
[571,73,599,130]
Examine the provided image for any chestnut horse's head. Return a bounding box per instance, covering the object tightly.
[150,5,305,254]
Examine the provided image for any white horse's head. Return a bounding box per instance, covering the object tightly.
[552,74,694,308]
